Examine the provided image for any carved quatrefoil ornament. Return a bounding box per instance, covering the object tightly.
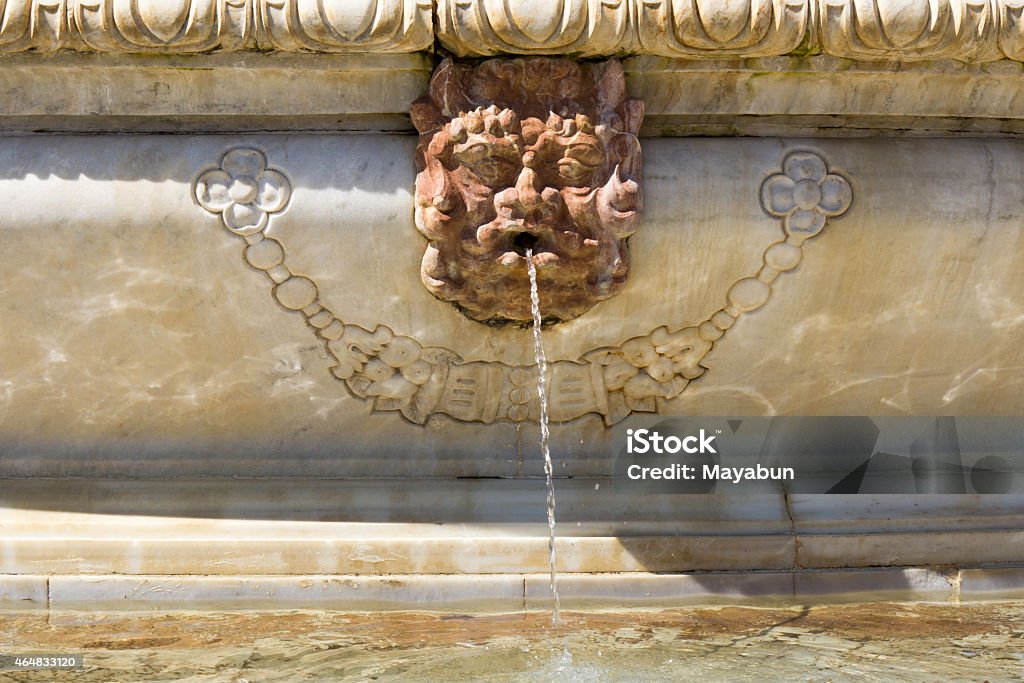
[194,140,852,427]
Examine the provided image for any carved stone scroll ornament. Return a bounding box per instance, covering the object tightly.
[637,0,810,57]
[194,147,852,426]
[818,0,1001,62]
[0,0,65,51]
[3,0,1024,62]
[67,0,253,52]
[410,57,644,324]
[257,0,432,52]
[0,0,429,52]
[437,0,809,57]
[436,0,633,56]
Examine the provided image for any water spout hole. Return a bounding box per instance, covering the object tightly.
[512,233,539,256]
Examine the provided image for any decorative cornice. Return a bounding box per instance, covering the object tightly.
[436,0,634,57]
[818,0,1001,62]
[1,0,1024,62]
[257,0,432,52]
[0,0,432,53]
[439,0,811,58]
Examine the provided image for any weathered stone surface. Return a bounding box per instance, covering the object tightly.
[818,0,1001,62]
[436,0,634,56]
[524,572,795,608]
[3,55,1023,138]
[959,567,1024,599]
[1,135,1024,477]
[3,0,1024,63]
[0,5,1021,598]
[637,0,810,57]
[0,0,432,53]
[256,0,433,52]
[192,142,845,426]
[29,567,1024,609]
[410,57,644,324]
[1,480,1021,580]
[66,0,254,52]
[627,56,1024,137]
[793,568,957,602]
[0,53,433,133]
[0,575,48,609]
[439,0,1022,62]
[48,575,526,611]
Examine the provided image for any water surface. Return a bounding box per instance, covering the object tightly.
[2,602,1022,681]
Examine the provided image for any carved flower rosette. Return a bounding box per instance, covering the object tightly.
[761,152,852,239]
[195,148,291,235]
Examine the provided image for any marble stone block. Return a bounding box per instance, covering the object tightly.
[0,135,1023,478]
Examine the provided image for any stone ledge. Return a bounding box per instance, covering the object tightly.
[1,481,1021,575]
[960,567,1024,600]
[0,536,799,575]
[4,567,1022,610]
[0,575,48,609]
[0,53,431,133]
[629,56,1024,136]
[2,54,1022,134]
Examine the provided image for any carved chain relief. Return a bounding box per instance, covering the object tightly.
[195,58,851,428]
[194,143,852,426]
[410,58,644,323]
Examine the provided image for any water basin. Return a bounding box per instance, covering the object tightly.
[2,602,1022,682]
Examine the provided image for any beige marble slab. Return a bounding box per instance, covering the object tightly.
[1,136,1024,478]
[47,575,524,612]
[0,575,48,609]
[798,530,1024,568]
[20,567,1024,610]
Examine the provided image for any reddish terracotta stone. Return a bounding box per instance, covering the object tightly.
[411,57,644,323]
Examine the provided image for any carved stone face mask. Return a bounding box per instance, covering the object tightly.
[411,57,644,324]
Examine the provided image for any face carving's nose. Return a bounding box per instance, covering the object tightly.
[514,164,543,210]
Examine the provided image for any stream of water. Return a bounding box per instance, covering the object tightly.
[525,248,561,628]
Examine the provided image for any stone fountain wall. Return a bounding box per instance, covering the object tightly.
[1,0,1023,608]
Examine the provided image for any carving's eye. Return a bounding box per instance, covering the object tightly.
[455,143,490,164]
[453,140,521,187]
[557,158,592,180]
[568,143,604,166]
[536,202,559,222]
[556,143,603,184]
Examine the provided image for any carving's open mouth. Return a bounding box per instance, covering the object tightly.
[511,232,539,256]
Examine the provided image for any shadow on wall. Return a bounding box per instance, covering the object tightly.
[0,134,417,189]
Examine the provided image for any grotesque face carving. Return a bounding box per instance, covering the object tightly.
[411,58,644,323]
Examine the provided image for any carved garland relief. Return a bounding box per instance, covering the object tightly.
[194,68,853,426]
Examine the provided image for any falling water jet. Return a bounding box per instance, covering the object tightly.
[526,248,561,628]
